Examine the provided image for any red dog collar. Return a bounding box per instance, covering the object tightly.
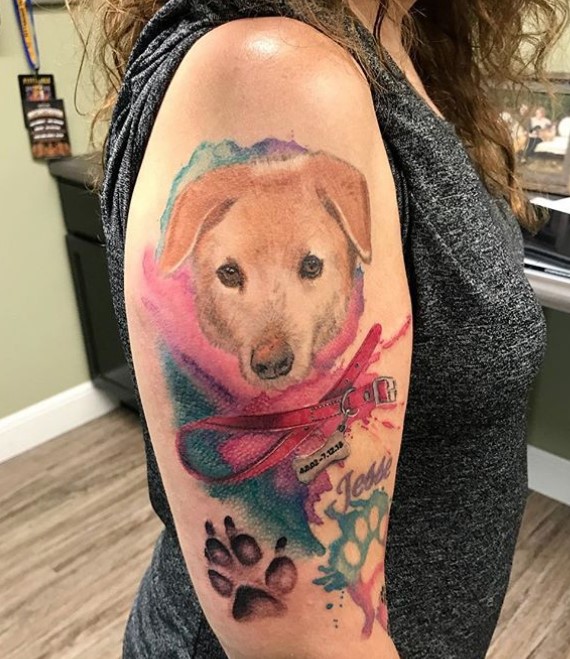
[176,323,398,485]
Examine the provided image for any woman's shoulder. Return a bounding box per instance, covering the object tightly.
[169,15,374,114]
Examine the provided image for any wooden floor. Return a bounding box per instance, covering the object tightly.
[0,408,568,659]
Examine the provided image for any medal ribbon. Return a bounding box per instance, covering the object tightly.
[12,0,40,72]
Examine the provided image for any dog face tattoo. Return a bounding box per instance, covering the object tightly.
[139,138,410,637]
[157,147,372,389]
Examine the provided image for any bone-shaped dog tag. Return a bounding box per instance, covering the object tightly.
[293,430,351,484]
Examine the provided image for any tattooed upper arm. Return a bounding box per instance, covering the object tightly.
[125,16,411,659]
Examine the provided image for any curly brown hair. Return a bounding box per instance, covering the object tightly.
[75,0,568,230]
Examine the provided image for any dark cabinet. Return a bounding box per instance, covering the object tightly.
[49,155,137,410]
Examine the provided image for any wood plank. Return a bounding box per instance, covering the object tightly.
[0,408,161,659]
[487,490,570,659]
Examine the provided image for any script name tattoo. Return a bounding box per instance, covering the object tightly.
[335,457,393,513]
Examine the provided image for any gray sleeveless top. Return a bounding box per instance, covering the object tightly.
[100,2,547,657]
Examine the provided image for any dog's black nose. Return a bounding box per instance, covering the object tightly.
[251,344,294,380]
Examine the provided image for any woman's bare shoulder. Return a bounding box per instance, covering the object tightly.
[156,14,376,139]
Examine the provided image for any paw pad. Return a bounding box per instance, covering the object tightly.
[205,516,298,621]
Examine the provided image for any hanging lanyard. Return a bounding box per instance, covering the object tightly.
[12,0,40,73]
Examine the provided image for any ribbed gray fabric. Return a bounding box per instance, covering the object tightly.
[100,2,547,657]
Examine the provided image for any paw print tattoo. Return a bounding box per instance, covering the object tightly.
[205,516,298,621]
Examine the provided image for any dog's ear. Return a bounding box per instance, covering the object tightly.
[158,163,255,274]
[306,153,372,263]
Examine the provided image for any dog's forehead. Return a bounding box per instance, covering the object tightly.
[194,153,355,258]
[222,160,325,217]
[252,153,312,174]
[246,154,315,188]
[225,182,336,230]
[205,194,349,261]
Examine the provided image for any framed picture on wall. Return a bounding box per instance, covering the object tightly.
[496,75,570,196]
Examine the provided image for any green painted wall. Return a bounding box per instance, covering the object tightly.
[0,4,91,417]
[548,23,570,72]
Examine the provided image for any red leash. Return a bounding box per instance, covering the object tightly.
[176,323,396,485]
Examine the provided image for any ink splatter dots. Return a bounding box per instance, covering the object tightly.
[325,590,345,628]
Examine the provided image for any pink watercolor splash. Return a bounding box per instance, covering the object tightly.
[347,560,386,638]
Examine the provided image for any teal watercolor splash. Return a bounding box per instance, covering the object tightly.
[161,342,325,557]
[313,490,390,591]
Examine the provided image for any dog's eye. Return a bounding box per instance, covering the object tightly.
[216,262,244,289]
[299,254,323,280]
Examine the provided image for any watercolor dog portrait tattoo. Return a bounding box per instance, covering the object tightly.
[140,138,410,636]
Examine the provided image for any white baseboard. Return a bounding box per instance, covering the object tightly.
[0,382,118,464]
[528,445,570,507]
